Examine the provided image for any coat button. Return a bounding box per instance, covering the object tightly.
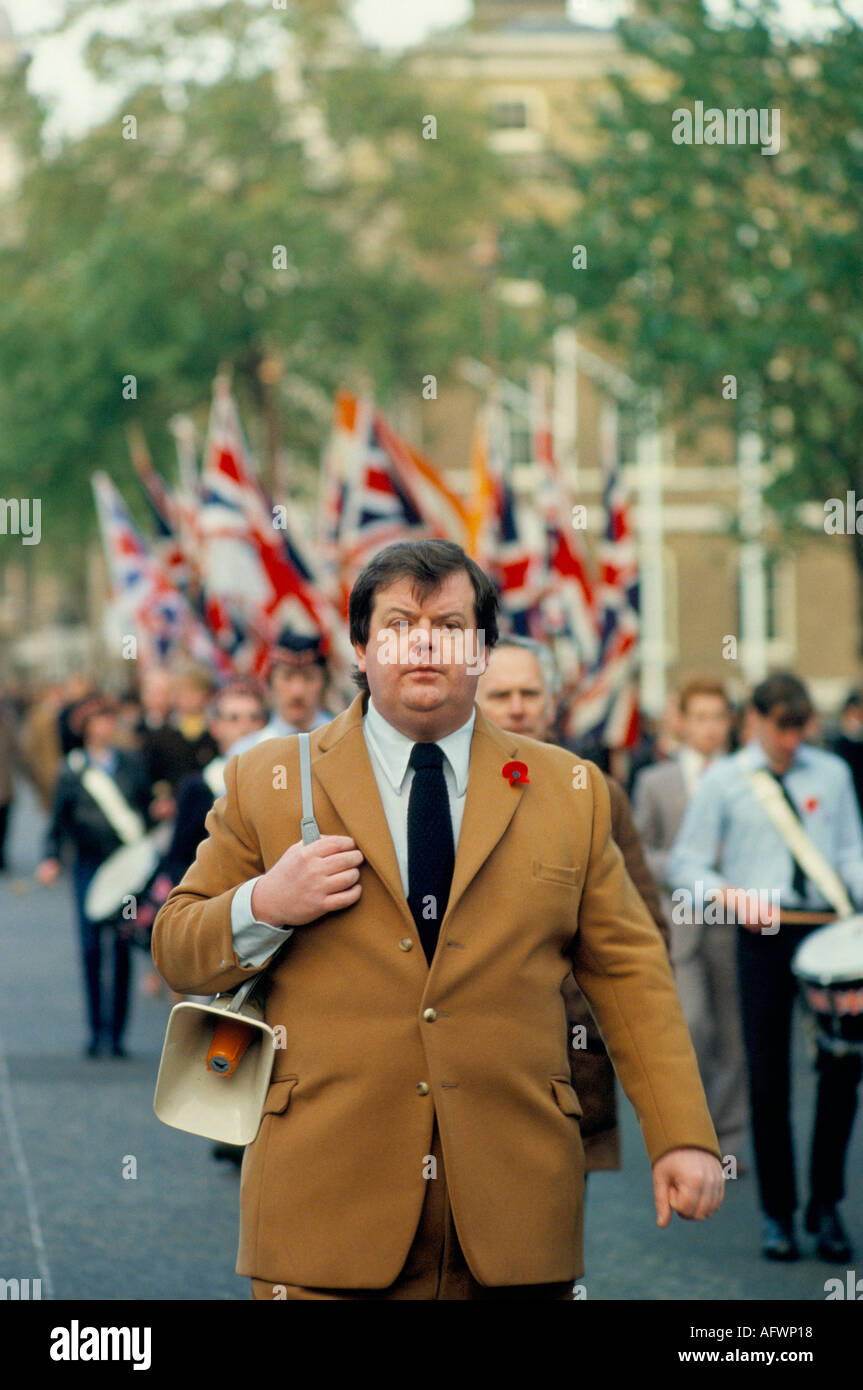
[416,1082,430,1095]
[398,938,413,952]
[423,1008,438,1022]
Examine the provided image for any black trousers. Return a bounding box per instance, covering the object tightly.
[72,855,132,1048]
[736,923,861,1221]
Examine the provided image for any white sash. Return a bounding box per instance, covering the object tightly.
[202,756,227,800]
[742,753,853,918]
[68,750,146,846]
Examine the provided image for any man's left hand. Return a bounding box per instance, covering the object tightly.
[652,1148,724,1227]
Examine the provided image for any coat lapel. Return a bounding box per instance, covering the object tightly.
[311,696,524,932]
[442,708,522,927]
[312,696,414,929]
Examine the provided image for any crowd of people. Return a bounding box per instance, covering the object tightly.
[1,559,861,1279]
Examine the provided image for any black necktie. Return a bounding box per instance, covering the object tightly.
[407,743,455,964]
[770,771,808,898]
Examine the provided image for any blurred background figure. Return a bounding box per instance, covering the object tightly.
[138,664,219,797]
[229,630,332,755]
[20,681,65,815]
[826,689,863,816]
[632,676,745,1169]
[141,677,269,916]
[476,635,669,1178]
[135,677,269,1010]
[0,686,23,872]
[57,673,93,755]
[667,673,863,1263]
[35,693,154,1059]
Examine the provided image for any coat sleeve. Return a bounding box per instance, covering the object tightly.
[568,763,720,1166]
[43,767,75,861]
[151,752,284,995]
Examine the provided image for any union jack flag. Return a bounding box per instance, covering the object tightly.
[91,472,233,675]
[469,394,545,637]
[565,402,640,748]
[529,366,600,676]
[199,377,336,667]
[327,391,469,615]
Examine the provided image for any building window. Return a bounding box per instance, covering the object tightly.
[492,101,529,130]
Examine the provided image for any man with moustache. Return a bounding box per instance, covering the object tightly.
[153,540,722,1300]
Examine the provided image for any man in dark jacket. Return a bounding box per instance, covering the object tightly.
[36,694,153,1058]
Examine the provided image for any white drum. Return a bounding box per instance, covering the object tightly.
[792,916,863,1055]
[84,826,172,925]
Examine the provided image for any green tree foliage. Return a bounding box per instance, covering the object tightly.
[0,0,505,554]
[503,0,863,598]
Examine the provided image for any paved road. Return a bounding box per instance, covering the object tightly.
[1,778,860,1301]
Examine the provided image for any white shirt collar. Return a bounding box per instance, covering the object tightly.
[364,698,475,796]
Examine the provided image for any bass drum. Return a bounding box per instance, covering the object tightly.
[84,825,172,927]
[792,915,863,1056]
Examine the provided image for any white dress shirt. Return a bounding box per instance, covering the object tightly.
[229,698,476,968]
[677,745,709,800]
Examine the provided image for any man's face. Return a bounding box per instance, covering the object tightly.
[142,671,174,721]
[270,660,325,731]
[756,710,809,773]
[85,711,116,747]
[680,694,731,759]
[476,647,550,741]
[354,571,487,740]
[211,694,267,755]
[175,678,210,718]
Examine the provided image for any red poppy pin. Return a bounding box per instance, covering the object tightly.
[804,797,819,814]
[502,760,529,787]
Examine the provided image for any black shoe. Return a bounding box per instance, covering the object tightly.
[762,1217,799,1261]
[84,1040,100,1059]
[805,1203,852,1263]
[110,1043,128,1059]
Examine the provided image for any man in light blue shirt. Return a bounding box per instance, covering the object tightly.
[668,672,863,1263]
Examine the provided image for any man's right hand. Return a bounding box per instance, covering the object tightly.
[35,858,61,886]
[250,836,363,928]
[720,884,778,933]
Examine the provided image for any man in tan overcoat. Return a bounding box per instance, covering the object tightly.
[476,636,669,1173]
[152,540,723,1300]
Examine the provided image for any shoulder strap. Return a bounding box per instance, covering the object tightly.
[226,730,319,1013]
[299,731,320,844]
[742,761,853,917]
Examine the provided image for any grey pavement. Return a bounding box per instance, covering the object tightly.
[1,777,860,1301]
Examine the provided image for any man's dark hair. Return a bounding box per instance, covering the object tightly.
[751,672,813,727]
[348,539,500,692]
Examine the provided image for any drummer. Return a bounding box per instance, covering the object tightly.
[668,672,863,1263]
[36,693,160,1059]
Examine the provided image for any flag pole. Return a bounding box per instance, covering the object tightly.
[634,396,667,720]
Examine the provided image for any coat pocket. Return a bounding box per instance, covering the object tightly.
[261,1077,298,1118]
[532,859,580,887]
[551,1076,583,1118]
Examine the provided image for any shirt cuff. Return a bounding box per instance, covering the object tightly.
[230,877,293,969]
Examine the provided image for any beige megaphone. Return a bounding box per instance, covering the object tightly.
[153,974,277,1146]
